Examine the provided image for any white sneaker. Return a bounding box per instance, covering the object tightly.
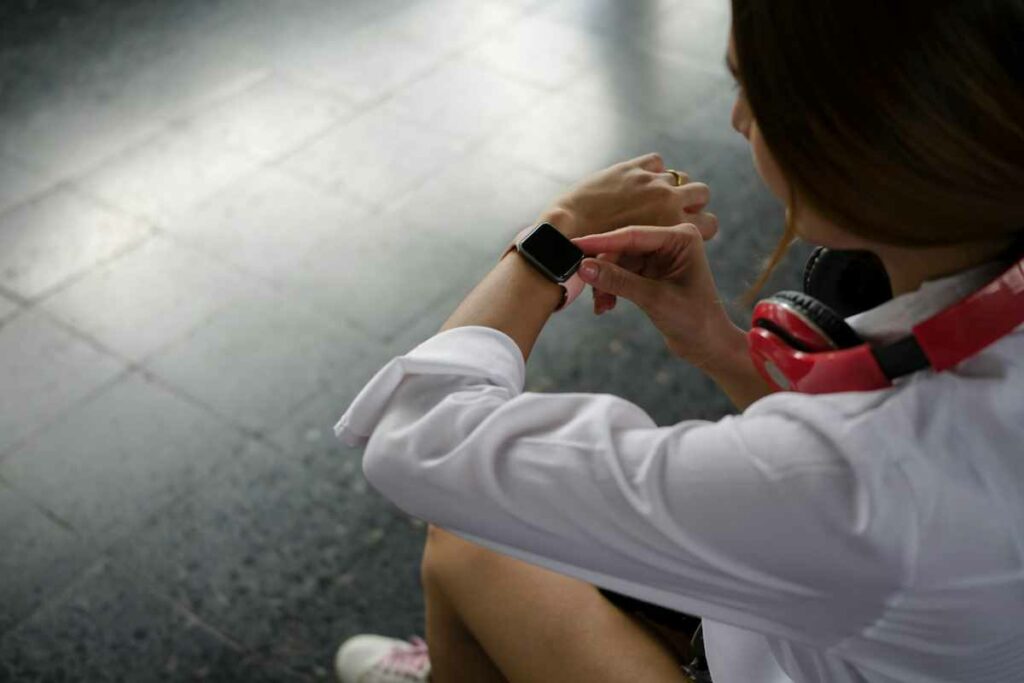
[335,634,431,683]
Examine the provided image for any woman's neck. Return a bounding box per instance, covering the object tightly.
[874,237,1017,297]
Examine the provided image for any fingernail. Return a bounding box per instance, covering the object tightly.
[579,261,598,281]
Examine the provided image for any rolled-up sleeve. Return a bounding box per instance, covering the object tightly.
[335,326,912,647]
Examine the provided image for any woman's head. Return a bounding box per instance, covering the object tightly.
[729,0,1024,299]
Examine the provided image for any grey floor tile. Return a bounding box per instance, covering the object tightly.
[217,0,412,53]
[389,149,568,256]
[376,57,542,146]
[0,482,93,636]
[78,125,260,227]
[99,33,266,130]
[378,293,466,362]
[280,107,470,207]
[42,236,252,362]
[0,155,50,215]
[484,91,691,182]
[145,289,368,434]
[0,187,150,300]
[0,310,123,457]
[292,292,472,424]
[0,4,264,179]
[109,438,425,679]
[0,0,253,113]
[0,562,302,683]
[0,98,167,183]
[644,0,732,70]
[269,19,450,105]
[374,0,522,51]
[270,390,357,458]
[0,371,247,542]
[165,168,369,282]
[668,88,746,148]
[467,14,611,90]
[526,297,736,424]
[561,43,733,132]
[538,0,683,41]
[278,216,492,342]
[183,75,355,162]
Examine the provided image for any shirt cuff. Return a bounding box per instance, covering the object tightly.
[334,325,527,448]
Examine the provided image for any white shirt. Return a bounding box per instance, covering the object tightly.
[336,261,1024,683]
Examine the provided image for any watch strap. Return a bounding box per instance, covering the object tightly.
[501,225,586,312]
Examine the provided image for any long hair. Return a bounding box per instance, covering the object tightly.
[733,0,1024,304]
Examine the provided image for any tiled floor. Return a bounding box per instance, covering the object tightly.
[0,0,809,680]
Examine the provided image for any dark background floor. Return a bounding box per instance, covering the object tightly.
[0,0,808,680]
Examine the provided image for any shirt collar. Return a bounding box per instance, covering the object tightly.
[844,259,1009,345]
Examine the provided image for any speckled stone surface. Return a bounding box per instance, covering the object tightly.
[0,0,800,679]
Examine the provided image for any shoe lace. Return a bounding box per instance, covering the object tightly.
[378,636,430,675]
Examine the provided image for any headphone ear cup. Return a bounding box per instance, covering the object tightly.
[802,246,828,294]
[758,290,865,351]
[803,248,893,318]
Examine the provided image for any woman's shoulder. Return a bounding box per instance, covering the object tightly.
[729,326,1024,519]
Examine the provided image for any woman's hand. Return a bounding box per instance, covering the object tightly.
[571,223,740,369]
[572,223,779,410]
[539,153,716,239]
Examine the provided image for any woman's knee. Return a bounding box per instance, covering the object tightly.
[421,524,486,590]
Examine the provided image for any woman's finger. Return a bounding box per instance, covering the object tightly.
[684,212,719,240]
[678,181,711,213]
[572,224,695,256]
[577,256,660,307]
[634,152,666,173]
[594,253,620,313]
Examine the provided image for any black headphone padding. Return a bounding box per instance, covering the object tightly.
[802,247,893,318]
[763,291,865,350]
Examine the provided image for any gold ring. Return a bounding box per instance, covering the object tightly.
[667,169,686,187]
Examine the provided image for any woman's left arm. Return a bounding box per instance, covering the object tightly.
[438,153,714,361]
[437,206,572,363]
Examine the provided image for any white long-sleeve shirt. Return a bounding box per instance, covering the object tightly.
[336,260,1024,683]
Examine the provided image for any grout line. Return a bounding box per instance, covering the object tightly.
[145,227,377,336]
[0,303,257,464]
[0,159,62,222]
[0,555,110,640]
[152,585,318,681]
[0,69,269,203]
[0,282,28,307]
[0,475,74,533]
[0,366,133,466]
[21,228,157,307]
[0,433,270,637]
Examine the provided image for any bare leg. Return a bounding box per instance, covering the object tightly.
[423,539,508,682]
[421,525,690,683]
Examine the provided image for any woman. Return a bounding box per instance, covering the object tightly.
[333,1,1024,681]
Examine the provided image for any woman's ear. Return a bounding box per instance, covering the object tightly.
[731,91,752,139]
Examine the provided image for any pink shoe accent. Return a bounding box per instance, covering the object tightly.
[376,636,430,677]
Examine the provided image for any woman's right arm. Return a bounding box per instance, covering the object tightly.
[689,318,779,412]
[572,224,779,412]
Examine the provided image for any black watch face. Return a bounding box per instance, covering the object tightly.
[520,223,584,281]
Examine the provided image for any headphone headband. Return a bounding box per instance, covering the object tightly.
[913,257,1024,371]
[749,253,1024,393]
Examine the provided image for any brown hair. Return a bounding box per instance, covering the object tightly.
[733,0,1024,305]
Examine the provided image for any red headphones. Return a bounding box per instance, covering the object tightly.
[749,246,1024,394]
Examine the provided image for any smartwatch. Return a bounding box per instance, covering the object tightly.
[501,222,586,311]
